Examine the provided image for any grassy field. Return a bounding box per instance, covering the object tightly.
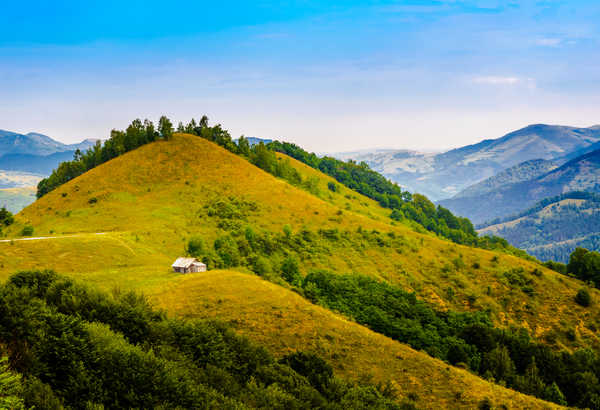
[1,133,595,407]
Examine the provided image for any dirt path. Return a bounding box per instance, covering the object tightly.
[0,232,108,243]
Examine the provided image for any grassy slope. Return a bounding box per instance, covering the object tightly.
[152,270,560,410]
[0,133,593,407]
[6,134,600,348]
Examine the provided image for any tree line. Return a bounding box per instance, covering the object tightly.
[298,270,600,408]
[36,116,175,198]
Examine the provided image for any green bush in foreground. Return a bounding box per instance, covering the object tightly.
[0,270,400,409]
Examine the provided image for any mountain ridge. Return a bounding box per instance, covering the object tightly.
[440,149,600,224]
[478,192,600,262]
[0,129,96,157]
[337,124,600,200]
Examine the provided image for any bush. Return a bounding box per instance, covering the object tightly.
[21,225,34,236]
[575,288,591,307]
[186,236,206,257]
[327,182,338,192]
[281,256,301,285]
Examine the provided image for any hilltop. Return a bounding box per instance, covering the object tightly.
[339,124,600,200]
[440,148,600,224]
[3,131,599,407]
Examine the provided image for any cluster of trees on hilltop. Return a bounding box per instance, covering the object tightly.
[300,270,600,408]
[36,116,175,198]
[0,270,404,409]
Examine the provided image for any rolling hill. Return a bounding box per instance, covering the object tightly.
[478,192,600,263]
[338,124,600,200]
[439,148,600,224]
[3,132,599,407]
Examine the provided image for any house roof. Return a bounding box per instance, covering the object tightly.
[172,257,198,268]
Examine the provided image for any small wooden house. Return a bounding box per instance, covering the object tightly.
[172,257,207,273]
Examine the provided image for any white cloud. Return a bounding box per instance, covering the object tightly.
[535,37,562,47]
[472,75,520,85]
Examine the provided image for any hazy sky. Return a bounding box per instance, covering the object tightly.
[1,1,599,152]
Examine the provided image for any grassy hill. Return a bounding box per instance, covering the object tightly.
[479,192,600,262]
[3,133,598,407]
[8,134,598,346]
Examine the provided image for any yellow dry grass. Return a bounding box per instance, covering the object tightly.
[151,270,560,409]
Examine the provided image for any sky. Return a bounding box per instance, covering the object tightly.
[1,0,599,152]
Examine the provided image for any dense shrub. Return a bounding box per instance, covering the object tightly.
[575,288,591,307]
[568,247,600,288]
[0,270,401,409]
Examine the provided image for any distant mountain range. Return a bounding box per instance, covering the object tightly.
[478,192,600,263]
[440,148,600,224]
[0,130,96,157]
[337,124,600,200]
[0,129,97,183]
[0,151,78,175]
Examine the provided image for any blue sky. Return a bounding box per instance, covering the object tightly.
[1,1,599,151]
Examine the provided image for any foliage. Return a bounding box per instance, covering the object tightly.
[299,269,600,407]
[0,206,14,236]
[0,356,25,410]
[0,270,401,409]
[20,225,33,236]
[568,247,600,288]
[575,288,591,307]
[542,260,567,274]
[37,117,168,198]
[0,207,14,227]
